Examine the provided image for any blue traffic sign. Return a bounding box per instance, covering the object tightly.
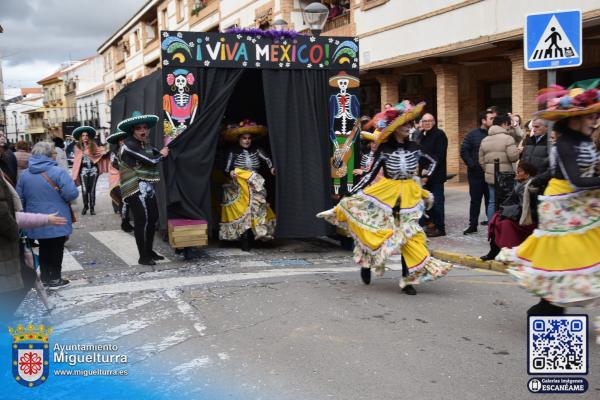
[524,10,582,70]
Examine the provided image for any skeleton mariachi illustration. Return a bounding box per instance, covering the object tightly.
[163,68,199,137]
[328,71,360,194]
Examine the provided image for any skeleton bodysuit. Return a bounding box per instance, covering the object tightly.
[224,145,273,174]
[551,126,600,189]
[79,148,99,212]
[352,139,437,193]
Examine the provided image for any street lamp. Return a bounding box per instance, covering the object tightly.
[302,2,329,36]
[12,110,17,143]
[272,18,289,31]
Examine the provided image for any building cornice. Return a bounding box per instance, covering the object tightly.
[97,0,160,54]
[360,8,600,71]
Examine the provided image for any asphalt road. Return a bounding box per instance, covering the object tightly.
[11,176,599,400]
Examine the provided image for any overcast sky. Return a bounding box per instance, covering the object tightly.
[1,0,146,89]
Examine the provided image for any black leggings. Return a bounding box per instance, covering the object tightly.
[37,236,67,282]
[127,193,158,259]
[80,166,99,209]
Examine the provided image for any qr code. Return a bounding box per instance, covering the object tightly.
[528,316,587,374]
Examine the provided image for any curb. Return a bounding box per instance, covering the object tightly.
[431,250,508,273]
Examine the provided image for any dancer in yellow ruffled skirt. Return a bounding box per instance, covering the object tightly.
[497,79,600,315]
[219,120,276,251]
[318,101,452,294]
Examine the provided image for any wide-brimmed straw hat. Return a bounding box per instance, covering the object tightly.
[223,119,267,142]
[106,130,128,144]
[117,111,159,134]
[536,78,600,121]
[366,101,425,144]
[72,126,96,140]
[328,71,360,88]
[360,130,380,141]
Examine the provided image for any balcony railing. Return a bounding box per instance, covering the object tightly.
[323,12,351,33]
[189,0,219,26]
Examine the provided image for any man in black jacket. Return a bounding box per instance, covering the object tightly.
[460,110,494,234]
[0,132,17,185]
[418,113,447,236]
[520,118,550,189]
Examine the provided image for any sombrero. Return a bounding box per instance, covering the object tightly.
[117,111,159,134]
[106,130,128,144]
[328,71,360,89]
[536,78,600,121]
[367,101,425,144]
[223,119,267,142]
[360,130,380,141]
[72,126,96,141]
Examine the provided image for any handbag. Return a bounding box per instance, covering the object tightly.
[40,172,77,223]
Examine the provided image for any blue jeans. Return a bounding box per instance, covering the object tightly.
[423,181,445,232]
[487,184,495,222]
[467,172,489,227]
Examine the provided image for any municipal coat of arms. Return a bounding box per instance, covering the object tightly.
[9,324,52,387]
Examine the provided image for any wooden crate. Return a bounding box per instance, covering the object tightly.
[168,219,208,249]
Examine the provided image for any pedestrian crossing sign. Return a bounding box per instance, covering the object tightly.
[524,10,582,70]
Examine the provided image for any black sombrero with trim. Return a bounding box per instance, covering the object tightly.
[117,111,159,134]
[72,126,97,141]
[106,130,128,144]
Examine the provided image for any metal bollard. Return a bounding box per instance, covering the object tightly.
[493,158,500,212]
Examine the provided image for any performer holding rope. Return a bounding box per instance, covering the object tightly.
[498,80,600,316]
[318,101,452,294]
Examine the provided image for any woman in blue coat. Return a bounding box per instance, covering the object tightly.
[17,142,79,289]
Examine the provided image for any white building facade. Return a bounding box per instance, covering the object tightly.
[5,90,43,143]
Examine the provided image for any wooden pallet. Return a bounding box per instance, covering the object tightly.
[168,219,208,249]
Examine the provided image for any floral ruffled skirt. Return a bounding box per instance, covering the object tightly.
[317,177,452,286]
[219,168,276,241]
[497,179,600,306]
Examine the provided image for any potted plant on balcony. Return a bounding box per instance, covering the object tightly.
[191,0,207,16]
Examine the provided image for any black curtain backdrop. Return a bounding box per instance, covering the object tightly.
[165,68,244,225]
[111,68,334,238]
[262,69,333,237]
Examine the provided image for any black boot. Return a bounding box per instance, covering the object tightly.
[121,220,134,233]
[241,230,251,252]
[138,257,156,266]
[360,267,371,285]
[400,258,417,295]
[463,225,477,235]
[527,299,565,316]
[150,250,165,261]
[401,285,417,295]
[90,208,96,215]
[81,206,88,215]
[480,240,500,261]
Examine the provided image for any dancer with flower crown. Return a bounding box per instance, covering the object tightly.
[498,79,600,315]
[318,101,452,294]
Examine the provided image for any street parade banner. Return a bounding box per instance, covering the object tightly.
[160,31,361,204]
[160,30,359,70]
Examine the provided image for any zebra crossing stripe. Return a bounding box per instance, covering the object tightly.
[58,266,358,298]
[62,249,84,271]
[89,230,169,266]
